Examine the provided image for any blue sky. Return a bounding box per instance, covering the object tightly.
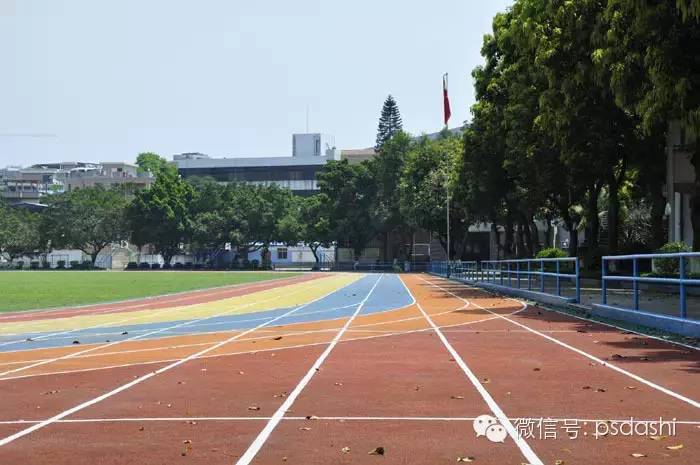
[0,0,512,166]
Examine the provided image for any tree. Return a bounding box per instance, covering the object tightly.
[400,133,466,259]
[0,203,42,261]
[375,95,403,150]
[281,195,334,267]
[43,186,130,265]
[128,169,194,264]
[368,131,412,260]
[596,0,700,248]
[317,159,377,259]
[136,152,175,177]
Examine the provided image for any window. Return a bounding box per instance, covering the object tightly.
[314,138,320,156]
[277,247,288,260]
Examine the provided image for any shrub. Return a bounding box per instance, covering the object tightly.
[15,261,24,270]
[57,260,66,269]
[151,263,161,270]
[138,262,151,270]
[251,259,259,270]
[184,262,193,269]
[42,261,51,269]
[30,261,40,270]
[69,260,80,269]
[162,263,172,270]
[126,262,138,270]
[174,262,184,269]
[535,247,567,259]
[193,263,204,270]
[655,242,691,276]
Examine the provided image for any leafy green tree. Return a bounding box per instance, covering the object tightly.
[596,0,700,248]
[0,203,42,261]
[375,95,403,150]
[295,195,334,266]
[128,169,194,264]
[400,133,466,259]
[43,187,130,265]
[317,159,377,259]
[136,152,176,176]
[368,131,412,260]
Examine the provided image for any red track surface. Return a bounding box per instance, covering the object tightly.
[0,273,697,464]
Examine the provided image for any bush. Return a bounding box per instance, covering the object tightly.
[30,261,40,270]
[57,260,66,269]
[174,262,184,269]
[251,259,259,270]
[184,262,193,269]
[138,262,151,270]
[162,263,172,270]
[535,247,567,259]
[151,263,161,270]
[15,261,24,270]
[655,242,691,276]
[193,263,204,270]
[126,262,138,270]
[42,261,51,269]
[69,260,80,269]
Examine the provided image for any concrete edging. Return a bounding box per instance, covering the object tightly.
[590,304,700,339]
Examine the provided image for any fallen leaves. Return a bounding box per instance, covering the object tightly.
[481,378,491,384]
[368,447,385,456]
[457,456,476,462]
[630,453,647,458]
[182,439,192,456]
[341,446,351,454]
[305,415,319,420]
[649,435,667,441]
[450,395,465,400]
[248,405,261,411]
[273,336,283,341]
[625,386,637,390]
[666,444,684,451]
[298,427,311,431]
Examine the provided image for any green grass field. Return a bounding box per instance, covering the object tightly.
[0,271,300,313]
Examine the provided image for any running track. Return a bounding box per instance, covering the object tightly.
[0,272,697,464]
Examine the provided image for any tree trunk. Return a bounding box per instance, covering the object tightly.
[690,149,700,251]
[587,183,600,249]
[607,178,620,255]
[504,215,514,259]
[530,219,541,255]
[648,183,666,250]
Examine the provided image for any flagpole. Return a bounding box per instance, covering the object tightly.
[443,73,451,278]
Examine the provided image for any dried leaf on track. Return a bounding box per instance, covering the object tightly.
[298,427,311,431]
[481,378,491,384]
[554,460,564,465]
[630,453,647,458]
[368,447,385,456]
[305,415,319,420]
[610,354,626,360]
[649,435,667,441]
[595,388,606,393]
[626,386,637,390]
[533,368,541,372]
[666,444,684,450]
[581,386,591,390]
[457,456,475,462]
[248,405,261,411]
[273,336,283,341]
[341,446,351,454]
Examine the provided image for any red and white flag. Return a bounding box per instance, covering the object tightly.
[443,73,451,127]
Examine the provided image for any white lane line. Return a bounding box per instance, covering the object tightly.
[0,276,341,378]
[402,277,543,465]
[420,275,700,410]
[233,274,385,465]
[0,275,368,447]
[1,416,698,425]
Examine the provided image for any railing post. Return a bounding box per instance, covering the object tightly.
[601,258,607,305]
[540,259,545,293]
[507,262,511,287]
[527,260,532,291]
[556,260,561,296]
[516,261,521,289]
[575,258,581,304]
[680,255,687,319]
[632,257,639,311]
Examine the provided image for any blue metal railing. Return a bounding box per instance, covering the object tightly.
[430,257,580,303]
[602,252,700,320]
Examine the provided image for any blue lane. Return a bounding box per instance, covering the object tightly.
[0,274,413,353]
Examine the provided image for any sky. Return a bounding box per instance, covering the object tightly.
[0,0,512,166]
